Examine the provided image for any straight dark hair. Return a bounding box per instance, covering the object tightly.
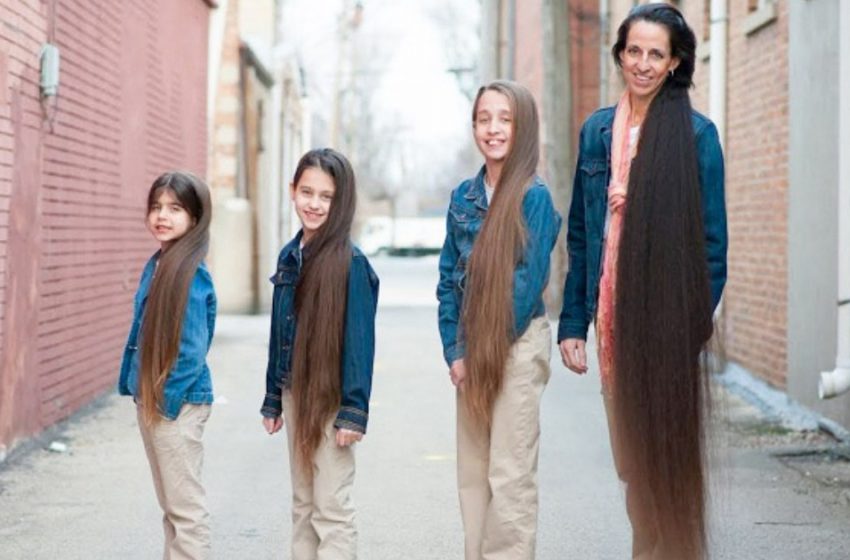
[462,80,539,428]
[612,4,713,558]
[139,171,211,425]
[290,148,356,473]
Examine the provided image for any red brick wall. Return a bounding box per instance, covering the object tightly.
[0,0,212,450]
[570,0,602,135]
[513,0,600,157]
[722,0,789,386]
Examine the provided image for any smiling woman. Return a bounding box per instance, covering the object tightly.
[558,4,727,559]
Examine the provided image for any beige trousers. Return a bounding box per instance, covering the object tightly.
[602,393,660,559]
[456,317,552,560]
[137,403,212,560]
[282,392,357,560]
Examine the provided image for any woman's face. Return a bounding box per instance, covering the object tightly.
[473,90,513,166]
[619,20,680,105]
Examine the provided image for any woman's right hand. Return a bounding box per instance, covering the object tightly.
[559,338,588,374]
[450,359,467,389]
[263,415,283,435]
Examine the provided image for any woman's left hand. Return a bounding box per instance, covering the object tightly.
[336,428,363,447]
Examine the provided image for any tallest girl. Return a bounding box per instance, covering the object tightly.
[559,4,727,559]
[437,80,561,559]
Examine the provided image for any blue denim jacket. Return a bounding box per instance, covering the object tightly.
[558,106,728,341]
[118,252,217,420]
[261,231,380,434]
[437,166,563,366]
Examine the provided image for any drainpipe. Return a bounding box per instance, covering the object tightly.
[506,0,516,80]
[709,0,727,148]
[707,0,728,346]
[599,0,610,106]
[819,0,850,399]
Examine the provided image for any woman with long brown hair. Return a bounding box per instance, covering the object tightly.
[437,80,562,560]
[559,4,727,559]
[260,148,379,559]
[118,170,216,559]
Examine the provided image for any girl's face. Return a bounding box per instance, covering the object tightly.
[619,20,680,106]
[147,188,194,249]
[473,90,514,167]
[291,167,335,242]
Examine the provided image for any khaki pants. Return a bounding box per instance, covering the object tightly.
[138,404,212,560]
[282,392,357,560]
[602,393,660,559]
[456,317,552,560]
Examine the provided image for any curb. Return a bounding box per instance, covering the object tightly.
[714,362,850,442]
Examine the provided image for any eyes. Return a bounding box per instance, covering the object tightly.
[297,186,334,202]
[476,114,512,127]
[625,45,666,61]
[150,203,185,214]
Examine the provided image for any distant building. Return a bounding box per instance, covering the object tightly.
[207,0,310,313]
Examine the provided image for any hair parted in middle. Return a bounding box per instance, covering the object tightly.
[289,148,357,473]
[462,79,540,429]
[612,4,713,558]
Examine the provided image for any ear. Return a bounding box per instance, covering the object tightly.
[670,57,681,73]
[289,182,296,200]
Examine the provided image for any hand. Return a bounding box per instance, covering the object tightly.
[449,359,467,389]
[336,428,363,447]
[559,338,588,374]
[263,415,283,435]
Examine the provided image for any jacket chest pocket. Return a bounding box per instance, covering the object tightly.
[270,267,299,324]
[449,204,483,252]
[580,159,609,205]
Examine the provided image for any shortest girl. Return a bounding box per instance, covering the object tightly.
[261,148,379,560]
[118,171,216,560]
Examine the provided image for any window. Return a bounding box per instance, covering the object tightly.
[744,0,777,35]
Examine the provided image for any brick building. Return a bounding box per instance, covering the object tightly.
[0,0,215,457]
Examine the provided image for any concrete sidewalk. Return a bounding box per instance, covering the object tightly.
[2,267,850,559]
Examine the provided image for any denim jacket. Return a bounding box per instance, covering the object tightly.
[118,252,217,420]
[437,166,563,366]
[261,231,380,434]
[558,106,728,342]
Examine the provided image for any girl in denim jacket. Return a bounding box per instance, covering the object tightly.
[437,81,561,560]
[118,171,216,560]
[261,148,379,560]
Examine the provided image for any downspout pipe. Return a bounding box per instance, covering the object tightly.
[819,0,850,400]
[599,0,609,106]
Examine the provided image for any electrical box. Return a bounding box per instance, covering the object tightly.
[40,43,60,97]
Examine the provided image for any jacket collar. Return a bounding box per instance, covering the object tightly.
[280,230,304,268]
[463,165,490,211]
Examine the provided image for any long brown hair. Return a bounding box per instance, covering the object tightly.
[612,5,713,557]
[139,171,211,425]
[462,80,540,428]
[289,148,356,472]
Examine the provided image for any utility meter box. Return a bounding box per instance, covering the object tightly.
[40,43,60,97]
